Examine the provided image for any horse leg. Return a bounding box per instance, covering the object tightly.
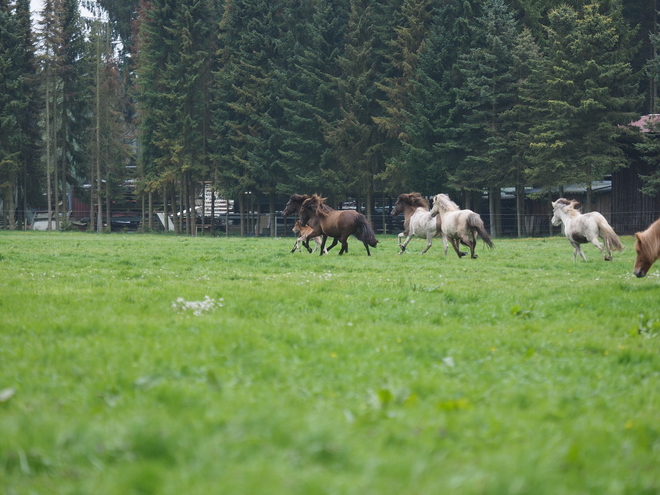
[442,235,449,256]
[400,234,414,254]
[363,241,371,256]
[398,232,408,254]
[324,237,338,254]
[420,233,433,254]
[571,241,587,262]
[462,233,477,258]
[450,237,466,258]
[319,235,329,256]
[291,238,301,253]
[591,237,611,260]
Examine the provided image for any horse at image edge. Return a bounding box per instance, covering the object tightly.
[633,217,660,277]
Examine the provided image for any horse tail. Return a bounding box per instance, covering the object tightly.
[467,213,494,249]
[355,214,378,247]
[597,217,623,252]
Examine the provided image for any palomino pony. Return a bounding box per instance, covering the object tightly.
[633,217,660,277]
[391,193,446,254]
[551,198,623,262]
[300,195,378,256]
[430,193,494,259]
[282,194,332,254]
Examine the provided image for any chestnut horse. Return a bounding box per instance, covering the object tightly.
[391,193,446,254]
[634,217,660,277]
[551,198,622,262]
[282,194,333,254]
[292,220,325,254]
[430,193,493,259]
[300,195,378,256]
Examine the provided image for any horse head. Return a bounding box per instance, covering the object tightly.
[430,194,456,217]
[282,194,309,217]
[299,195,326,226]
[551,198,579,226]
[634,230,658,278]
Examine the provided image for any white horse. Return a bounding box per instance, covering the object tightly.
[430,193,493,258]
[551,198,623,261]
[390,193,446,254]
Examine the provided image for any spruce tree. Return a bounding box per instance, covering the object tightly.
[526,3,642,210]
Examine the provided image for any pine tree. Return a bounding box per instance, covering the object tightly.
[526,3,642,210]
[402,0,481,195]
[322,0,394,219]
[0,0,23,228]
[373,0,432,193]
[450,0,520,195]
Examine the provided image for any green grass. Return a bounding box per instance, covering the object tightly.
[1,231,659,494]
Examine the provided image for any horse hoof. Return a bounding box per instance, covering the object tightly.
[604,257,612,261]
[471,255,478,259]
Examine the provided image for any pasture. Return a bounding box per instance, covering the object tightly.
[0,231,659,494]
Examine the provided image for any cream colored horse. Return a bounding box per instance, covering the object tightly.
[430,194,493,259]
[551,198,622,262]
[391,193,446,254]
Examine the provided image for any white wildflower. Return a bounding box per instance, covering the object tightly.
[172,296,223,316]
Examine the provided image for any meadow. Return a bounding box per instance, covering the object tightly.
[0,231,659,494]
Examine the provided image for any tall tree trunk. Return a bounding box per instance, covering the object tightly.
[489,188,498,238]
[105,171,111,232]
[53,78,60,231]
[269,191,276,237]
[239,192,245,237]
[46,66,53,232]
[516,184,524,238]
[148,190,153,231]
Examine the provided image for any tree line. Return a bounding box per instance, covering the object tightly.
[1,0,660,235]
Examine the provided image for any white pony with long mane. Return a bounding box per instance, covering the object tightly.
[551,198,623,261]
[430,193,493,258]
[390,193,447,254]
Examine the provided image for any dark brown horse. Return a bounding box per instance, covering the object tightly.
[391,193,445,254]
[634,217,660,277]
[282,194,335,254]
[300,195,378,256]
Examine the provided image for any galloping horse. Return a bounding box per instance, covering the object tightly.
[430,193,493,259]
[391,193,446,254]
[282,194,330,254]
[633,217,660,277]
[300,195,378,256]
[551,198,623,262]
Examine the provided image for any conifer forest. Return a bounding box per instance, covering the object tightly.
[2,0,660,234]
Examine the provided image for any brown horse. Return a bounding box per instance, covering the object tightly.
[634,217,660,277]
[300,195,378,256]
[391,193,446,254]
[282,194,335,254]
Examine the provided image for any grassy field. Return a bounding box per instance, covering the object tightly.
[0,231,659,494]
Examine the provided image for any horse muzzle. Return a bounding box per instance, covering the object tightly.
[634,267,646,278]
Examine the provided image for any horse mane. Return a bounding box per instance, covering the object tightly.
[637,218,660,258]
[290,194,309,203]
[435,194,459,212]
[401,193,429,209]
[302,194,333,215]
[554,198,581,217]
